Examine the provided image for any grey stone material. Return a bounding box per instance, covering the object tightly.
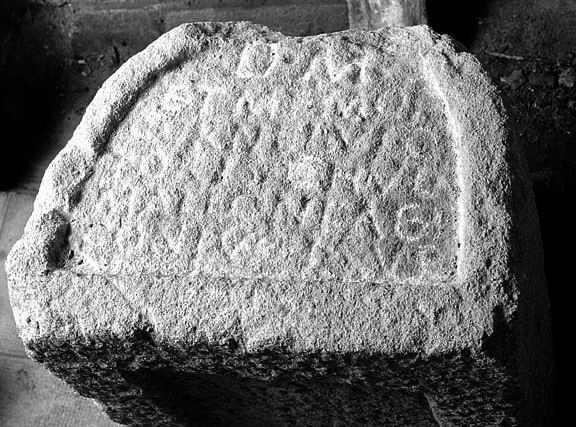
[6,22,552,426]
[346,0,427,29]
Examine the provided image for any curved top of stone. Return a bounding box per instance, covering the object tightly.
[7,23,515,354]
[57,22,460,285]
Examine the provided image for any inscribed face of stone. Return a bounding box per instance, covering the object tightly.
[69,33,458,286]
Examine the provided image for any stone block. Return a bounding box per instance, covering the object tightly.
[346,0,426,29]
[6,22,552,426]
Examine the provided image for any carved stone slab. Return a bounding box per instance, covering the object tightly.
[6,23,552,426]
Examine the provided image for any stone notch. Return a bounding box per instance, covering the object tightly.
[6,23,552,426]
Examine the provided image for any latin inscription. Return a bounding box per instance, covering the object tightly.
[69,36,459,284]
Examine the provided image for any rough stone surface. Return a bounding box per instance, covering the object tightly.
[6,22,552,426]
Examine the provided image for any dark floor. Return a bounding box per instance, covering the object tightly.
[0,0,574,425]
[0,191,121,426]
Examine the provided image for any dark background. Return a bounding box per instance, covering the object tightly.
[1,0,573,424]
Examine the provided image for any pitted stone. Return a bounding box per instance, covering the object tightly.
[6,22,552,426]
[68,31,458,284]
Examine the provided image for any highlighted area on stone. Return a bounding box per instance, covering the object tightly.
[6,23,552,426]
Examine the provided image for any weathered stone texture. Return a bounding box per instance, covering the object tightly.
[6,23,552,426]
[72,28,458,285]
